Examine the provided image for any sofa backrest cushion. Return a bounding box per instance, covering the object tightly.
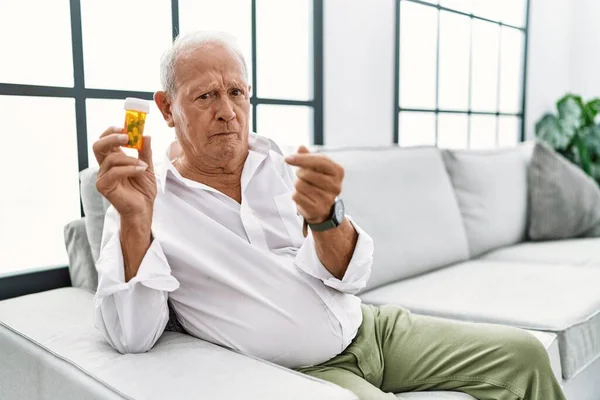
[528,141,600,240]
[441,143,533,258]
[63,217,97,292]
[79,167,110,264]
[322,146,470,291]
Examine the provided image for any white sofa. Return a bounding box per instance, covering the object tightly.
[1,143,599,399]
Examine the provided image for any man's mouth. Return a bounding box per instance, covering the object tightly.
[213,132,237,137]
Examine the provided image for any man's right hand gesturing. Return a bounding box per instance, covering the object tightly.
[93,126,156,218]
[93,126,157,281]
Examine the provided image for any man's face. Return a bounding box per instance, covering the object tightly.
[159,44,251,168]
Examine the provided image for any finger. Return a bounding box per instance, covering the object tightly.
[99,126,125,139]
[100,153,148,173]
[297,145,310,154]
[295,179,336,206]
[292,190,332,223]
[285,153,340,176]
[93,133,129,165]
[96,165,148,193]
[292,190,316,217]
[138,136,154,173]
[296,168,341,193]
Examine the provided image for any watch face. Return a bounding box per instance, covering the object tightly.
[333,199,345,224]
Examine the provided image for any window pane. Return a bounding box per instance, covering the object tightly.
[499,28,524,113]
[439,0,475,14]
[179,0,253,88]
[256,105,312,147]
[0,96,79,274]
[0,0,73,86]
[81,0,172,91]
[438,11,470,110]
[498,116,521,147]
[399,112,436,147]
[469,115,497,149]
[471,20,499,112]
[500,0,526,27]
[438,114,468,149]
[399,2,438,109]
[256,0,312,100]
[86,99,175,168]
[472,1,501,21]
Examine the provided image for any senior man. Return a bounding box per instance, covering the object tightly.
[93,31,565,400]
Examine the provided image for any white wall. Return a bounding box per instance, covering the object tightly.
[323,0,396,147]
[525,0,573,139]
[569,0,600,100]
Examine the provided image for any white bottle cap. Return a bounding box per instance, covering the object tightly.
[124,97,150,113]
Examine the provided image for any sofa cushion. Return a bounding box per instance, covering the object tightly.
[80,168,111,263]
[322,147,469,291]
[0,288,357,400]
[359,260,600,380]
[64,217,97,292]
[441,144,533,257]
[528,141,600,240]
[480,238,600,265]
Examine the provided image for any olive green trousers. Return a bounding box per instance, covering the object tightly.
[297,304,566,400]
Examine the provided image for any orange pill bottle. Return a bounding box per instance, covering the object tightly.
[123,97,150,150]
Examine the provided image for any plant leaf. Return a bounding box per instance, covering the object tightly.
[535,114,571,149]
[557,94,584,132]
[585,99,600,123]
[580,125,600,156]
[574,135,593,175]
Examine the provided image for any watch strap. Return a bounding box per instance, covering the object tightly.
[307,218,339,232]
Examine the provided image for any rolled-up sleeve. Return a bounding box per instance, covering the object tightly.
[94,206,180,354]
[294,217,374,294]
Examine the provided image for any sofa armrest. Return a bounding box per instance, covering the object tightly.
[123,332,359,400]
[0,287,356,400]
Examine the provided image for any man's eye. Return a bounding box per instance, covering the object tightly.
[231,89,243,96]
[197,92,213,100]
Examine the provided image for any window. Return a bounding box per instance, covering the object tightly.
[0,0,74,87]
[394,0,529,149]
[0,0,322,277]
[80,0,172,92]
[178,0,321,148]
[0,96,80,274]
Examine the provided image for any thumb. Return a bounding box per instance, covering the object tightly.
[138,135,154,172]
[297,145,310,154]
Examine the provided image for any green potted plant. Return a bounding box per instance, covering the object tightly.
[535,94,600,183]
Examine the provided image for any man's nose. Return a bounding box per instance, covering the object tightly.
[216,96,236,122]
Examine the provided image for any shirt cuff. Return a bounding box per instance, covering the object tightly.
[95,229,180,299]
[294,217,374,294]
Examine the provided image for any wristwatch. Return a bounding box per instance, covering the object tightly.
[306,198,346,232]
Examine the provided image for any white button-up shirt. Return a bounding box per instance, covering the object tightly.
[94,134,374,369]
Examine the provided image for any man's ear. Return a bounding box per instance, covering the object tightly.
[154,91,175,128]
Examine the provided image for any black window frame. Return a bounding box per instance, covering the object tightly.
[0,0,324,299]
[392,0,531,146]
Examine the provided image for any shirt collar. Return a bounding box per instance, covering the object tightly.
[157,133,276,195]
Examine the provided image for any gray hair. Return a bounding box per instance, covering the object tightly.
[160,31,249,96]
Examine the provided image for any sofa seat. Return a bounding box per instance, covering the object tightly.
[0,288,356,400]
[360,260,600,381]
[480,238,600,266]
